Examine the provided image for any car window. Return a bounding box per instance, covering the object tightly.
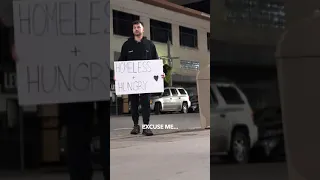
[163,89,170,96]
[170,89,178,96]
[178,89,186,95]
[217,86,244,104]
[210,88,218,107]
[186,89,194,96]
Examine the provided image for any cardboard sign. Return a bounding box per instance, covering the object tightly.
[13,0,110,105]
[114,60,164,95]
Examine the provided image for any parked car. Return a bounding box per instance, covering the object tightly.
[150,87,191,115]
[210,81,259,163]
[189,94,199,112]
[185,87,197,97]
[185,87,199,113]
[251,107,285,161]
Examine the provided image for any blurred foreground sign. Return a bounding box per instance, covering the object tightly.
[13,0,110,105]
[277,15,320,180]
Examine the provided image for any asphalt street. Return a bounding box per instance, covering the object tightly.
[1,129,289,180]
[110,113,202,138]
[211,160,288,180]
[1,113,289,180]
[110,130,210,180]
[3,130,210,180]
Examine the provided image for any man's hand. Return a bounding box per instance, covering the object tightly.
[161,73,165,79]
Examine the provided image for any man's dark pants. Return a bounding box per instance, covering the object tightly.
[60,101,109,180]
[129,94,150,125]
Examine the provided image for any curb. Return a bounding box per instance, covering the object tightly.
[110,127,208,140]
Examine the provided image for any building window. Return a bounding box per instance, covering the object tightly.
[113,10,140,37]
[180,60,200,71]
[179,26,198,48]
[225,0,285,29]
[150,19,172,43]
[207,33,210,50]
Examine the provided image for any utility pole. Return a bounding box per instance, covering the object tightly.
[161,39,179,86]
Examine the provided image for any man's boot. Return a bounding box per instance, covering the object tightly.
[142,129,153,136]
[131,124,140,134]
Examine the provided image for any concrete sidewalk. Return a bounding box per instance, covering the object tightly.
[110,130,210,180]
[110,113,202,138]
[3,130,210,180]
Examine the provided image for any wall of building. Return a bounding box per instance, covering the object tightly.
[209,0,283,107]
[210,0,285,66]
[210,0,284,46]
[1,0,210,79]
[110,0,210,76]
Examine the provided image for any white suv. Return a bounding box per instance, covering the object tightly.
[210,81,258,163]
[150,87,191,115]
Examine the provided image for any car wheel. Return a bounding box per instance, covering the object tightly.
[181,102,188,114]
[230,131,250,164]
[155,102,161,115]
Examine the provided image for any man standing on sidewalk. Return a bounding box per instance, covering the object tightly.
[11,46,110,180]
[60,102,109,180]
[118,20,161,136]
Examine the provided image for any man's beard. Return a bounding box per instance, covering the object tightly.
[134,32,141,36]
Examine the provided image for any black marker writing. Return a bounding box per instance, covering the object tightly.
[19,3,31,34]
[41,65,57,93]
[32,4,46,36]
[59,2,73,36]
[115,61,152,74]
[57,65,72,91]
[117,81,148,92]
[27,66,40,93]
[45,2,58,35]
[90,62,108,91]
[90,1,101,35]
[26,62,108,93]
[17,0,109,36]
[73,63,90,91]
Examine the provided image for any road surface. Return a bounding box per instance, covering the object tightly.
[3,130,210,180]
[212,160,288,180]
[2,128,289,180]
[110,113,201,138]
[110,130,210,180]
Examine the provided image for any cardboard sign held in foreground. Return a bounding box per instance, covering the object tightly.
[114,60,164,95]
[13,0,110,105]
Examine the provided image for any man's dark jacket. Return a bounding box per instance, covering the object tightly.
[118,37,159,61]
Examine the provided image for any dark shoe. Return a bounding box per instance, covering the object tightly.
[131,125,140,135]
[142,129,153,136]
